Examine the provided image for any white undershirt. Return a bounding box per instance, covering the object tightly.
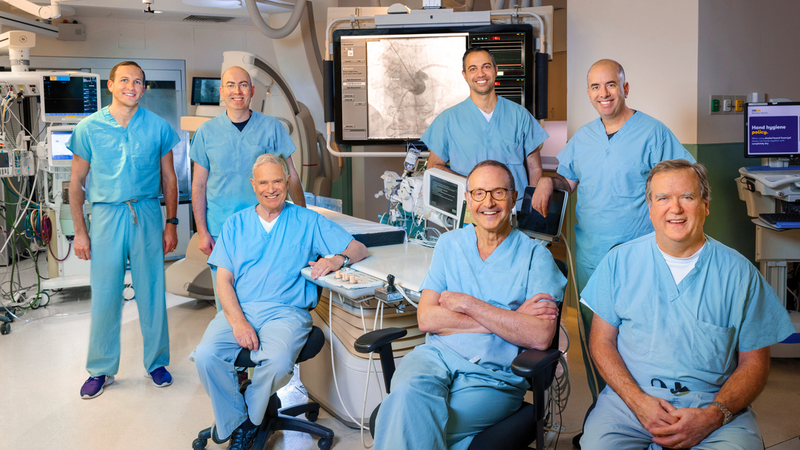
[579,243,705,311]
[658,243,705,285]
[259,214,278,233]
[480,108,493,122]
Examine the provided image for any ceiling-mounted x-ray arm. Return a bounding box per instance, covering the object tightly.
[2,0,63,20]
[243,0,307,39]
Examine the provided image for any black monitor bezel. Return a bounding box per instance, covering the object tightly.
[332,24,535,147]
[190,77,221,106]
[744,101,800,159]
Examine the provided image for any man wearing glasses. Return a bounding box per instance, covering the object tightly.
[373,160,567,450]
[190,65,305,310]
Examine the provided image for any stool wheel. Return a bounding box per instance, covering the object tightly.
[305,410,319,422]
[1,323,10,335]
[191,438,206,450]
[318,438,333,450]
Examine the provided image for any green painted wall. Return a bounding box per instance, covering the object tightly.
[690,142,756,265]
[331,155,353,216]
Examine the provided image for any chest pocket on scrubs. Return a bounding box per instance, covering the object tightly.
[131,142,158,171]
[688,319,735,376]
[489,138,525,171]
[609,161,650,199]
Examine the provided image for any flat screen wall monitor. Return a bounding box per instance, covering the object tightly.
[745,102,800,159]
[41,72,100,123]
[191,77,221,106]
[332,24,535,146]
[423,168,467,227]
[517,186,568,242]
[48,125,75,167]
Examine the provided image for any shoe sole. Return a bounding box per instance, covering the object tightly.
[81,376,115,399]
[144,371,173,388]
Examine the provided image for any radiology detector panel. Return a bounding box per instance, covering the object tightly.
[332,24,536,146]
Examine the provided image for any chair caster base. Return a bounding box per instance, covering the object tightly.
[318,437,333,450]
[191,438,207,450]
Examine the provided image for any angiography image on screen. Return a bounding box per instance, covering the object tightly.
[366,35,468,140]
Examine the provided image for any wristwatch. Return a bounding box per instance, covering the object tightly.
[711,401,732,425]
[335,253,350,268]
[166,218,179,225]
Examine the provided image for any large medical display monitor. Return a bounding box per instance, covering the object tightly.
[41,72,100,123]
[332,24,536,146]
[191,77,221,105]
[745,102,800,159]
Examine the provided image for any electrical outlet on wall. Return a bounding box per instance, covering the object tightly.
[710,95,723,115]
[722,95,736,114]
[734,95,746,113]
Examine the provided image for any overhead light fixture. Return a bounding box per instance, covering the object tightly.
[182,0,243,9]
[142,0,162,13]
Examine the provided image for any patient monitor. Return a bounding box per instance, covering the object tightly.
[422,168,467,228]
[47,125,74,167]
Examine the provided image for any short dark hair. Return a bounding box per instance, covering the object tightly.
[466,160,515,192]
[462,47,497,72]
[110,61,146,85]
[645,159,711,205]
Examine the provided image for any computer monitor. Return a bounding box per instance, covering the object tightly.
[40,72,100,123]
[48,125,75,167]
[422,168,467,227]
[517,186,568,242]
[191,77,221,105]
[745,102,800,159]
[332,24,536,146]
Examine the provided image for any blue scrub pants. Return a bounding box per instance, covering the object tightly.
[373,344,528,450]
[86,198,169,377]
[575,247,606,403]
[193,306,312,439]
[581,385,763,450]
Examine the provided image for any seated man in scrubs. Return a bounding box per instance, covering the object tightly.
[532,59,695,403]
[192,154,368,450]
[580,159,794,450]
[422,47,549,210]
[373,160,567,450]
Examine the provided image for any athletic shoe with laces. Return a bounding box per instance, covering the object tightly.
[145,367,173,387]
[80,375,114,399]
[226,423,258,450]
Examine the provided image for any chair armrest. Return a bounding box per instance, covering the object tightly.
[511,348,561,379]
[354,327,407,354]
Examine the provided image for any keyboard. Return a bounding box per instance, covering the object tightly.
[300,266,385,300]
[759,213,800,228]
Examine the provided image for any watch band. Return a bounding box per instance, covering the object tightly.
[166,218,179,225]
[711,401,732,425]
[335,253,350,267]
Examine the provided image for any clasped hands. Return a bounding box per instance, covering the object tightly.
[631,392,723,449]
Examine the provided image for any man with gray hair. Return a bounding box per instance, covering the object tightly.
[579,159,794,449]
[193,154,367,450]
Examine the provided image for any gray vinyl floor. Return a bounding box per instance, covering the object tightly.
[0,256,798,450]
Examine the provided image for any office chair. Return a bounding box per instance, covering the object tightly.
[192,326,334,450]
[354,259,568,450]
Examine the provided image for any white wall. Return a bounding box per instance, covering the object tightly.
[697,0,800,144]
[566,0,699,144]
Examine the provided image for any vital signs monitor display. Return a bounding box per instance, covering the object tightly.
[41,73,100,123]
[745,102,800,159]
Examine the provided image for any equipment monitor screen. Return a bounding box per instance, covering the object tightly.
[191,77,221,105]
[332,24,535,146]
[48,125,75,167]
[517,187,568,242]
[745,102,800,159]
[41,73,100,123]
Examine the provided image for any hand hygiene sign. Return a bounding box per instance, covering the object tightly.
[748,115,800,155]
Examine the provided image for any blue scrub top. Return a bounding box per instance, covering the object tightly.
[190,110,296,237]
[68,106,180,204]
[556,111,694,279]
[421,96,549,209]
[582,233,795,393]
[207,203,353,320]
[420,226,567,373]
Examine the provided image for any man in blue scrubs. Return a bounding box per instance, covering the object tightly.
[373,161,567,450]
[192,154,367,450]
[532,59,695,401]
[69,61,180,399]
[422,47,549,210]
[191,65,305,310]
[580,160,794,450]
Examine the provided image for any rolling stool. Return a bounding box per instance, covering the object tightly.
[192,326,334,450]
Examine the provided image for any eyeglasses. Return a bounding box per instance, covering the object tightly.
[224,82,251,91]
[468,188,513,202]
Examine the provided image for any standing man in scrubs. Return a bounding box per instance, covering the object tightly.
[69,61,181,399]
[422,47,549,209]
[532,59,694,403]
[193,154,367,450]
[580,160,794,450]
[373,161,566,450]
[190,65,304,310]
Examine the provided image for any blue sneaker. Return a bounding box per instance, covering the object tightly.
[145,367,173,387]
[80,375,114,399]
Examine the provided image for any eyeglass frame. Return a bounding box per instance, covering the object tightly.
[467,187,515,202]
